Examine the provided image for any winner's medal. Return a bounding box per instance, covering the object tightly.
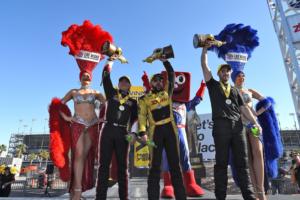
[119,105,125,111]
[225,99,232,105]
[117,90,130,112]
[220,82,231,104]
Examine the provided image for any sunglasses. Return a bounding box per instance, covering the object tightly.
[152,78,164,82]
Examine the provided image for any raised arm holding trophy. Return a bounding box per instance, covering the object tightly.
[194,24,261,200]
[95,38,138,200]
[138,45,187,200]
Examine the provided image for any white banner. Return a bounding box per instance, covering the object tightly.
[195,113,215,160]
[225,52,248,63]
[75,50,101,63]
[287,13,300,43]
[12,157,22,176]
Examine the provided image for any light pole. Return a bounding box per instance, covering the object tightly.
[276,113,282,130]
[29,118,36,134]
[17,119,23,134]
[289,113,298,130]
[23,124,28,133]
[43,118,48,134]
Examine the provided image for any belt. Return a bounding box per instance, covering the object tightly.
[105,121,128,128]
[214,117,239,122]
[154,118,173,126]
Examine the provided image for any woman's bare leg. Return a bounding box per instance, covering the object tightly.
[248,134,266,200]
[247,133,258,199]
[72,130,92,200]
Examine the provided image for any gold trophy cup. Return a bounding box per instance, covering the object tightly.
[193,34,226,48]
[143,45,174,63]
[101,41,128,64]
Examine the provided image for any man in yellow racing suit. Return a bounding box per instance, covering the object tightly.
[138,59,186,200]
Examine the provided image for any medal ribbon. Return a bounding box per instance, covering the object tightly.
[117,91,130,105]
[220,81,231,98]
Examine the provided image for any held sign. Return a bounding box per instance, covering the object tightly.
[196,113,215,160]
[134,142,150,168]
[129,86,150,168]
[129,86,145,101]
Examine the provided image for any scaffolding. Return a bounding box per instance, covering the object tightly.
[281,129,300,149]
[267,0,300,128]
[7,133,24,157]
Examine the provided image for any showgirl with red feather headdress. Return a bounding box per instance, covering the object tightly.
[48,20,112,200]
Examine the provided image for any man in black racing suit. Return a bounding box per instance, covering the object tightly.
[95,59,138,200]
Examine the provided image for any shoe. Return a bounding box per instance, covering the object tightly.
[160,172,175,198]
[183,170,205,197]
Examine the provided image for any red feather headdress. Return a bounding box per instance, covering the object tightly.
[61,20,113,79]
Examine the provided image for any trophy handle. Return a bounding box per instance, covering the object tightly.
[118,55,128,64]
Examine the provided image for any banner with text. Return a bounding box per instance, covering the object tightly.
[196,113,215,160]
[287,14,300,43]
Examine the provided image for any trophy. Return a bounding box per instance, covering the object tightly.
[101,41,128,64]
[193,34,226,48]
[143,45,174,63]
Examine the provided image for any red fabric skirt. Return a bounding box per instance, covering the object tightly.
[69,122,100,192]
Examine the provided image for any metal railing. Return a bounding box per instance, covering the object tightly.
[11,177,68,190]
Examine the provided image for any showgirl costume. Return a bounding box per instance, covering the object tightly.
[49,20,113,192]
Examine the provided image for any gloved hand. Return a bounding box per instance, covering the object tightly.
[142,71,151,93]
[196,80,206,100]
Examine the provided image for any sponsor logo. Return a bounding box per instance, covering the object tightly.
[150,97,168,105]
[293,23,300,32]
[75,50,101,63]
[225,52,248,63]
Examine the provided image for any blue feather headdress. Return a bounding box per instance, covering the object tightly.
[209,23,259,82]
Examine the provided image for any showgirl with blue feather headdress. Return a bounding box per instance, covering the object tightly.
[209,23,283,199]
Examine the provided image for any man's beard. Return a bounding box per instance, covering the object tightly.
[220,76,229,83]
[152,85,163,93]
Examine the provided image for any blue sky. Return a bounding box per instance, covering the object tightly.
[0,0,297,146]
